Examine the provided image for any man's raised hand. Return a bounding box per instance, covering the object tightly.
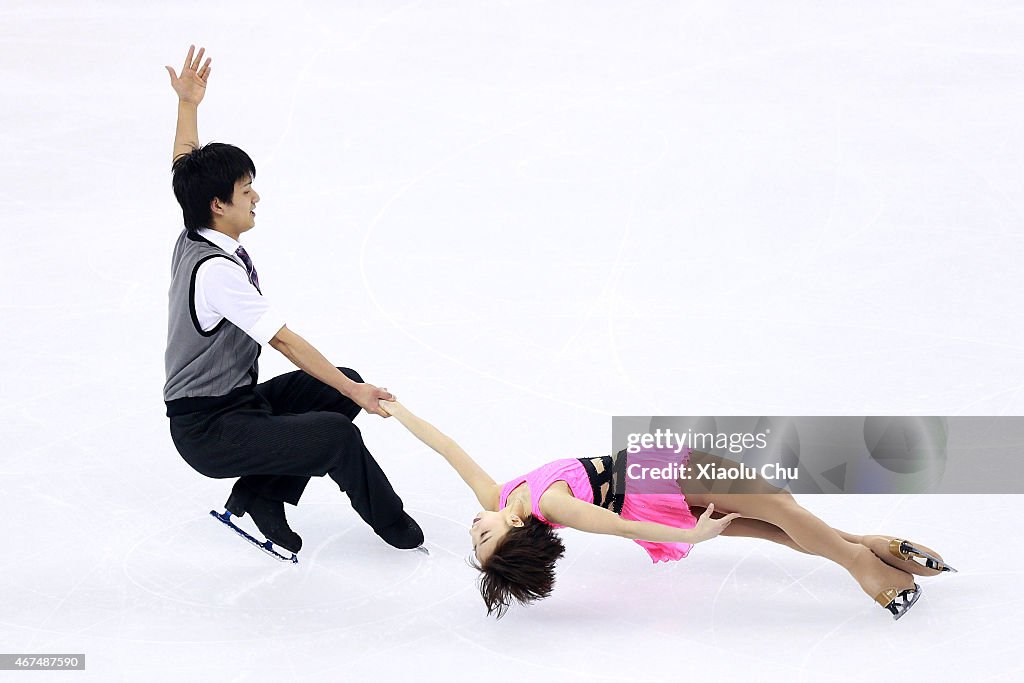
[165,45,212,105]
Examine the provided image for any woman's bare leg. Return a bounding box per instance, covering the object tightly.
[680,451,916,599]
[690,511,944,576]
[691,505,864,554]
[689,506,867,555]
[684,451,943,575]
[689,506,810,553]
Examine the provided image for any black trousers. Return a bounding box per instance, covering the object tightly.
[169,367,404,532]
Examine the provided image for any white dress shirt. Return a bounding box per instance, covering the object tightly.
[194,228,286,345]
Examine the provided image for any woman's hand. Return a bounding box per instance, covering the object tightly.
[378,399,406,418]
[689,503,741,543]
[165,45,212,105]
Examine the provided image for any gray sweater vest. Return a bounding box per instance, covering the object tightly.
[163,229,261,416]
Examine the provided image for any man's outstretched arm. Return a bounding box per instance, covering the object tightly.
[165,45,211,163]
[269,325,395,417]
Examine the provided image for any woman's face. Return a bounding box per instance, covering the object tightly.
[469,509,521,562]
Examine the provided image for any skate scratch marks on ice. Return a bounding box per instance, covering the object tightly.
[218,565,295,605]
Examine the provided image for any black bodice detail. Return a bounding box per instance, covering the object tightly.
[577,449,627,515]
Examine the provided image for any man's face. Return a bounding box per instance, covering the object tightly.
[212,176,259,236]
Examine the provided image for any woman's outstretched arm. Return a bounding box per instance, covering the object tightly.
[542,494,741,544]
[380,400,500,510]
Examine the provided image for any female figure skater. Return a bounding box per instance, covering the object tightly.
[379,400,955,620]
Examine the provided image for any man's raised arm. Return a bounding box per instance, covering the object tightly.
[165,45,212,164]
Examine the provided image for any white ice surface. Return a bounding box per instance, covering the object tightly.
[1,1,1023,681]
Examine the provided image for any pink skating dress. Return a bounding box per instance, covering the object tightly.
[498,447,698,563]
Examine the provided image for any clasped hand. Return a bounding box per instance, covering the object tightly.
[348,383,395,418]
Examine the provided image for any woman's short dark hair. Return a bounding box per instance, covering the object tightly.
[471,516,566,618]
[171,142,256,232]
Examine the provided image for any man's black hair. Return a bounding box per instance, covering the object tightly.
[171,142,256,232]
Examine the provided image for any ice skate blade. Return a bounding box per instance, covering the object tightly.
[875,582,922,621]
[894,540,957,573]
[210,510,299,564]
[386,542,429,555]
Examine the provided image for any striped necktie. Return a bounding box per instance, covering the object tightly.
[235,246,260,290]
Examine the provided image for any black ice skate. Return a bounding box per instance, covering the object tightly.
[210,490,302,563]
[374,511,428,553]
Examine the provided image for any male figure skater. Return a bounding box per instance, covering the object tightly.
[162,45,423,558]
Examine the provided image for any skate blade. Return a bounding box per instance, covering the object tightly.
[898,540,958,574]
[210,510,299,564]
[387,543,429,555]
[891,583,923,621]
